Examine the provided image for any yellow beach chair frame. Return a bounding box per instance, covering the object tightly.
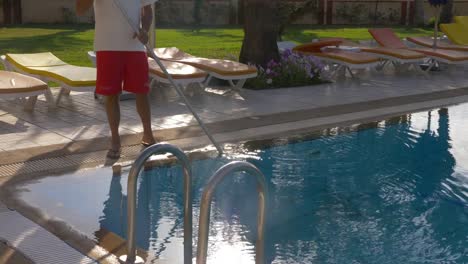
[1,52,96,106]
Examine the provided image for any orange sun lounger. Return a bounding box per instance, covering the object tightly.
[406,36,468,52]
[315,37,426,72]
[153,47,257,90]
[0,70,53,110]
[293,39,381,79]
[369,28,468,70]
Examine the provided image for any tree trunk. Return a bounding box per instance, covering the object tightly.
[239,0,280,67]
[2,0,21,24]
[440,0,454,23]
[414,0,425,26]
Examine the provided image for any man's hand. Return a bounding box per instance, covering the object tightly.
[135,4,153,45]
[76,0,93,16]
[133,29,149,45]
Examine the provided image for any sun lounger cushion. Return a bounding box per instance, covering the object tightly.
[368,28,407,49]
[359,47,425,60]
[5,52,96,87]
[297,49,380,64]
[0,70,48,94]
[153,47,257,76]
[406,36,468,52]
[293,40,343,53]
[407,47,468,62]
[313,38,425,61]
[148,58,207,80]
[440,23,468,46]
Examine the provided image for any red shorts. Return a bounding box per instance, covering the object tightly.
[96,51,150,95]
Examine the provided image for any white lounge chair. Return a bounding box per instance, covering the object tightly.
[0,70,53,111]
[153,47,258,91]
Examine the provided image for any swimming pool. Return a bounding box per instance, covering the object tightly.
[14,103,468,263]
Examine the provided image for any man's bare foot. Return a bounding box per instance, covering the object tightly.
[141,134,156,147]
[107,140,121,159]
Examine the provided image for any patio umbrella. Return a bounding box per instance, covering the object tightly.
[428,0,448,48]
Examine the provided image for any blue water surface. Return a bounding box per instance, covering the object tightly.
[19,105,468,263]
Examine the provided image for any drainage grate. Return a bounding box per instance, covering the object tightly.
[0,144,145,179]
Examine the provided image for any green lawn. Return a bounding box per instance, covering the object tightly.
[0,24,434,69]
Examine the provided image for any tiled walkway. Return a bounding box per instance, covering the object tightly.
[0,65,467,164]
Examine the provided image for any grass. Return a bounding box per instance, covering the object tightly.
[0,24,435,70]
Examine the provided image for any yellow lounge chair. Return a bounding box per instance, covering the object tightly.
[454,16,468,27]
[153,47,257,90]
[406,36,468,52]
[1,52,96,106]
[369,28,468,71]
[292,39,381,79]
[0,70,53,110]
[440,23,468,46]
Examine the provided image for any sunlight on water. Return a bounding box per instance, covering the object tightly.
[17,103,468,263]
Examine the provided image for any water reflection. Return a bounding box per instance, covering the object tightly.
[94,108,467,263]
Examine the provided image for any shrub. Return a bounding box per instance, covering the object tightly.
[245,49,325,90]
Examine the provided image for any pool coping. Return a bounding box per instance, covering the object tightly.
[1,85,468,167]
[1,88,468,263]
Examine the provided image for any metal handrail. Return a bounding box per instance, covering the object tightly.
[119,143,192,264]
[196,161,268,264]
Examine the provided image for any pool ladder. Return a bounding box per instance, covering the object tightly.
[119,143,268,264]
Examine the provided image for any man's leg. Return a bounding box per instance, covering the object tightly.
[96,51,124,158]
[136,93,155,145]
[124,51,155,146]
[105,94,121,152]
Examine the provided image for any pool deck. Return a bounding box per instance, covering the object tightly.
[0,65,468,264]
[0,65,467,172]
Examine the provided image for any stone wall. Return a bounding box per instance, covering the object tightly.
[21,0,92,24]
[155,0,232,25]
[5,0,468,25]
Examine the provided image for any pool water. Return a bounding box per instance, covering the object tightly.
[19,104,468,263]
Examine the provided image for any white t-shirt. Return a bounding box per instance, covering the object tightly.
[94,0,158,52]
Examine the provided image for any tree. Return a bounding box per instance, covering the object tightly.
[414,0,425,26]
[239,0,280,67]
[439,0,454,23]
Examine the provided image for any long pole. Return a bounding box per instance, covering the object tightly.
[112,0,223,156]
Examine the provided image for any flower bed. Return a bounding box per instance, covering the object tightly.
[245,49,326,90]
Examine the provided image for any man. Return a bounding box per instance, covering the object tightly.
[76,0,157,159]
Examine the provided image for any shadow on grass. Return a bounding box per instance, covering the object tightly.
[0,28,93,54]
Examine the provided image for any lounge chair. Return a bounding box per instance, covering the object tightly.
[152,47,258,90]
[0,70,54,110]
[315,37,426,72]
[454,16,468,27]
[292,39,381,79]
[1,52,96,106]
[406,36,468,52]
[369,28,468,71]
[439,23,468,46]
